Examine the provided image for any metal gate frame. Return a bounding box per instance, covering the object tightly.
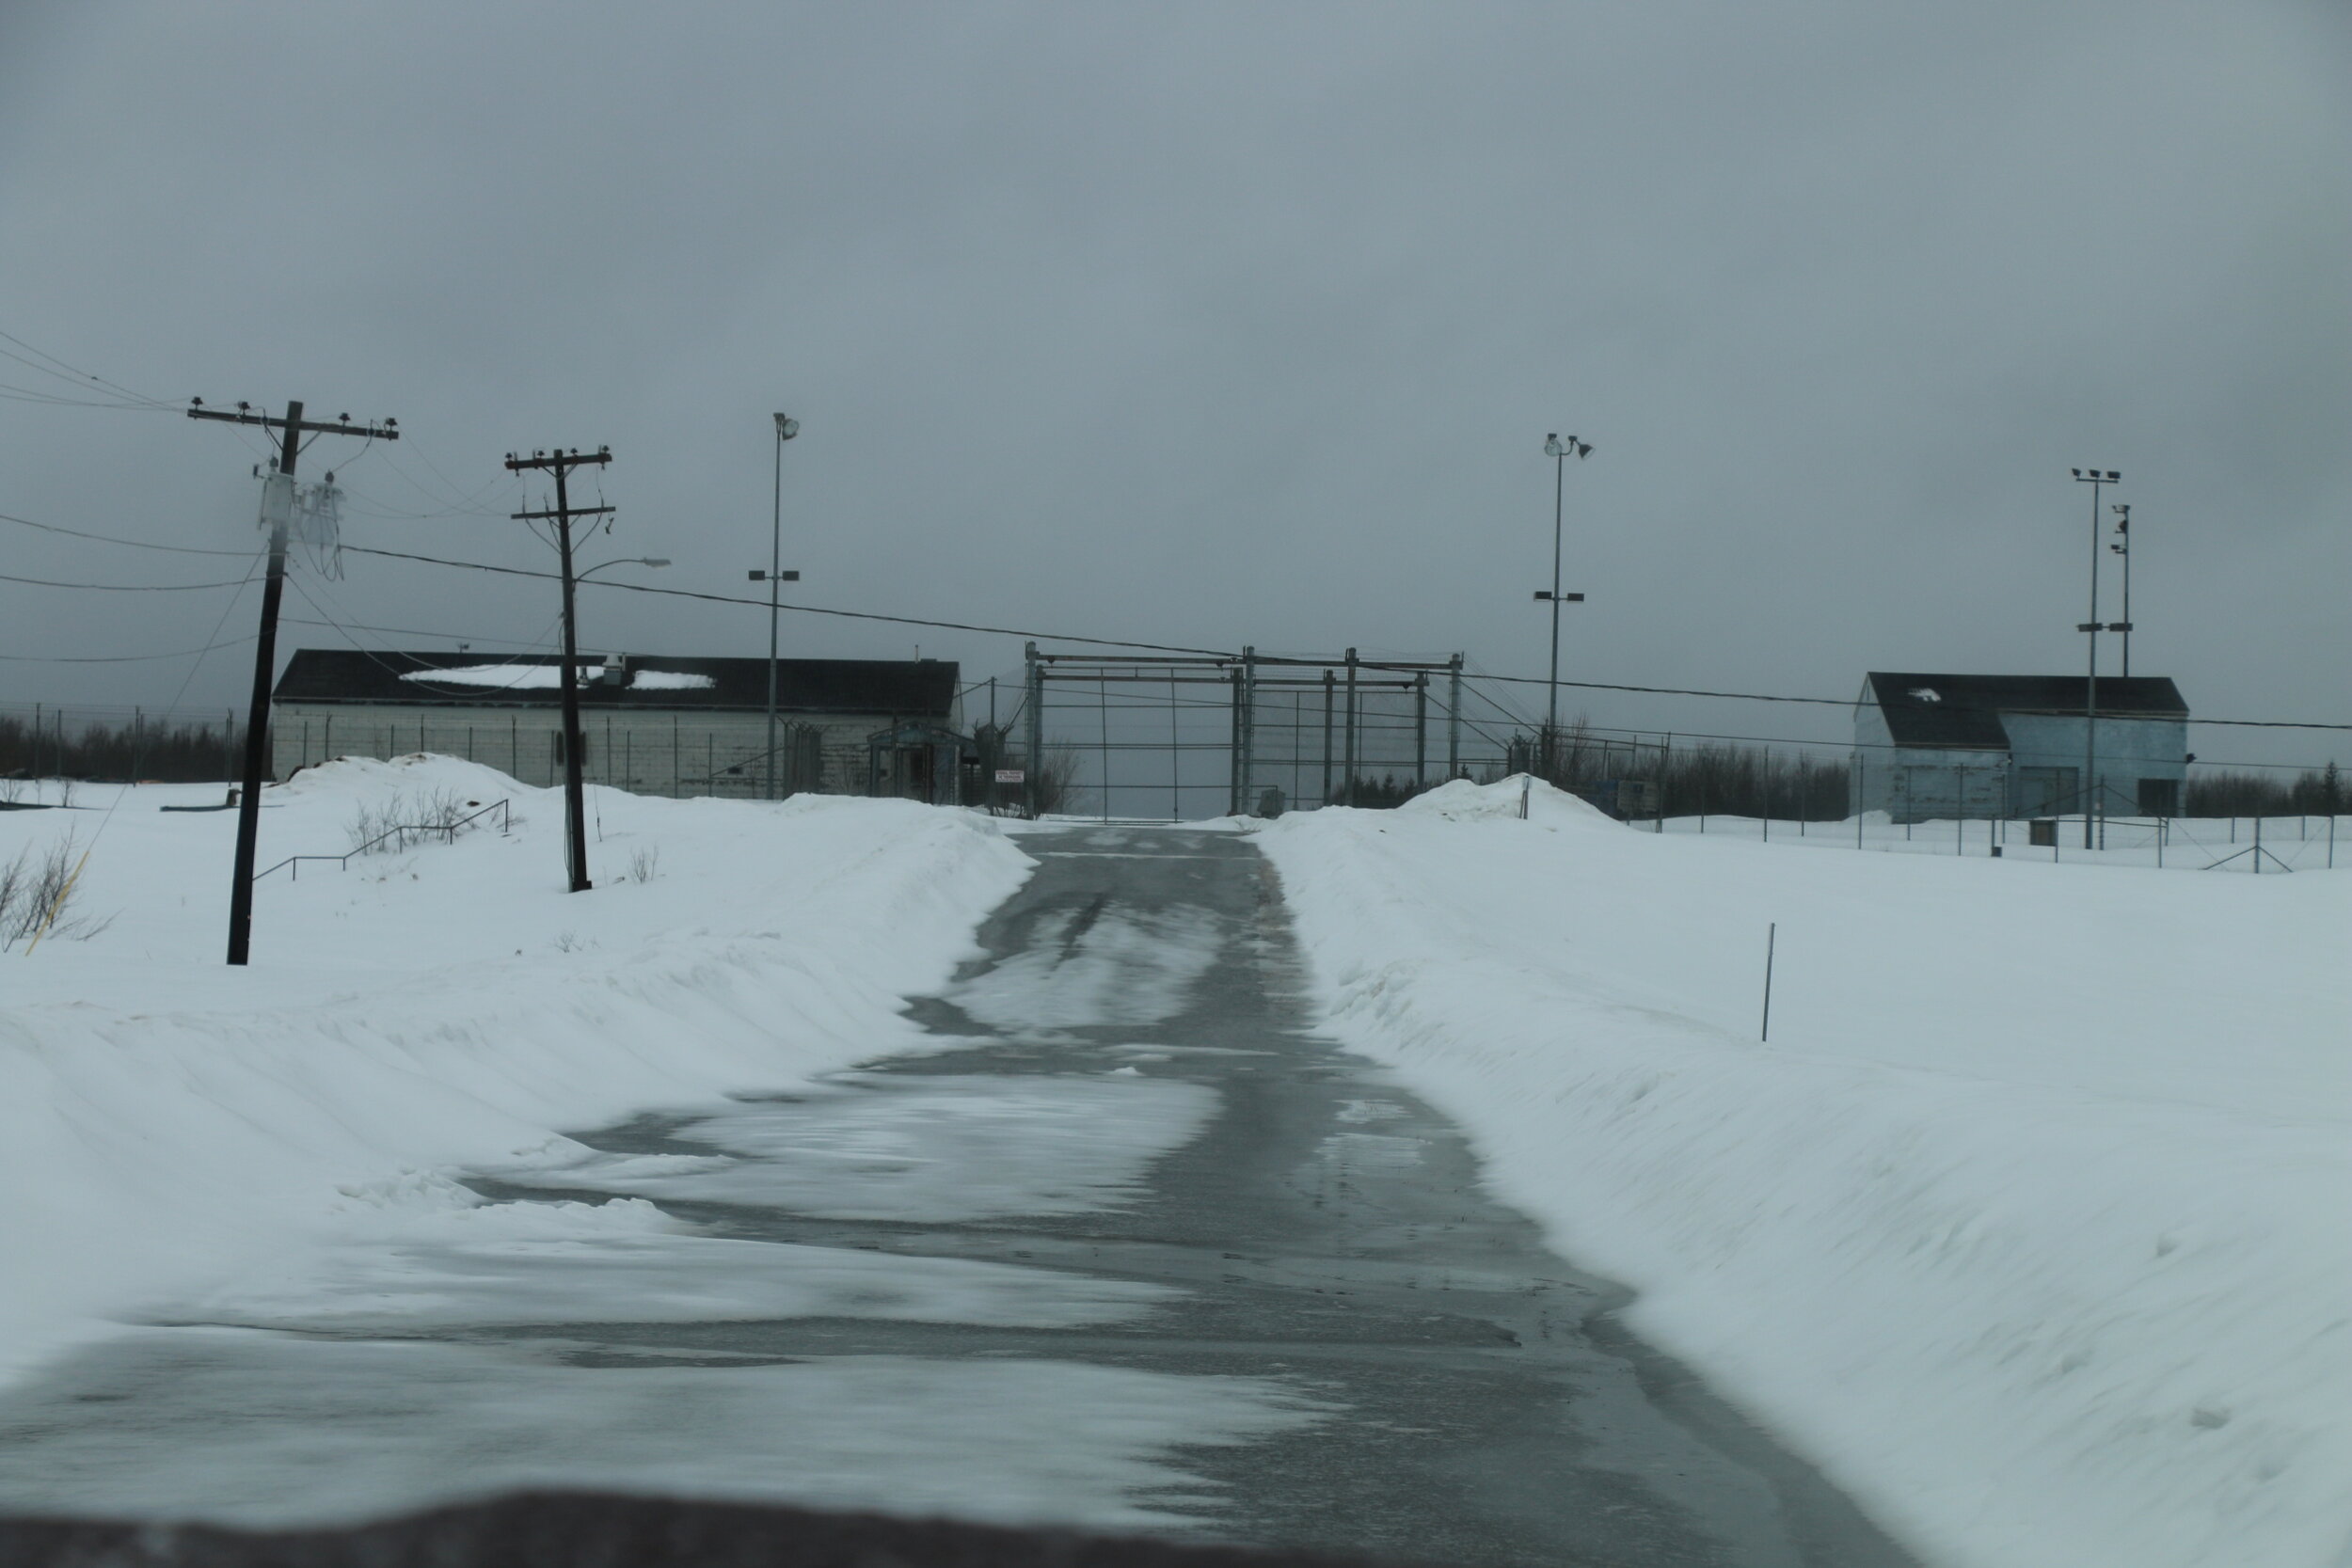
[1020,644,1469,819]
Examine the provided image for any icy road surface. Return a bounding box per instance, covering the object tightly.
[0,826,1916,1566]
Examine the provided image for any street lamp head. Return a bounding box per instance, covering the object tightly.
[639,558,671,568]
[773,413,799,439]
[1545,435,1565,457]
[2106,470,2121,482]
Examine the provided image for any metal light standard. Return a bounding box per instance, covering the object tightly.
[579,557,670,581]
[753,413,801,800]
[1535,433,1592,775]
[2109,503,2134,675]
[2070,467,2122,848]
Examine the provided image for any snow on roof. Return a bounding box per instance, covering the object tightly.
[399,664,564,690]
[281,650,957,714]
[395,665,715,693]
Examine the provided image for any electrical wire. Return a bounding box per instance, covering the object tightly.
[0,569,262,592]
[339,542,2352,734]
[0,636,258,664]
[0,328,180,407]
[0,510,259,557]
[339,544,1236,657]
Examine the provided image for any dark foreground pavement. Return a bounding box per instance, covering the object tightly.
[0,825,1916,1568]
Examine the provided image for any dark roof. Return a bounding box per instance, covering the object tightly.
[1863,673,2188,750]
[273,649,957,717]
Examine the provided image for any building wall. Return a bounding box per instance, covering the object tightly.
[270,703,931,799]
[1851,737,2008,821]
[2001,713,2187,816]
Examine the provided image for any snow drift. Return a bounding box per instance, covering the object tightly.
[1259,777,2350,1568]
[0,756,1033,1382]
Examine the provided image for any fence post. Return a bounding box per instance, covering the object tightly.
[1024,642,1044,819]
[1321,670,1336,807]
[1413,673,1428,789]
[1446,653,1463,780]
[1238,645,1257,815]
[1342,648,1359,807]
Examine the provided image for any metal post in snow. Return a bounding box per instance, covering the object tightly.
[1413,673,1427,790]
[1023,642,1043,819]
[1343,648,1359,807]
[1322,669,1336,807]
[1760,923,1776,1042]
[1238,645,1257,815]
[1446,653,1463,780]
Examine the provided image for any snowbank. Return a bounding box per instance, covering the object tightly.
[1258,777,2351,1568]
[0,757,1033,1382]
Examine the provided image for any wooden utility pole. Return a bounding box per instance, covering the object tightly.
[505,446,613,893]
[186,399,398,966]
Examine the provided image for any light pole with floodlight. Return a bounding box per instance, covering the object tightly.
[2109,503,2133,676]
[755,413,801,800]
[2070,467,2122,848]
[1535,433,1592,774]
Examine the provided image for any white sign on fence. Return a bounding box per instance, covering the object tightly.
[994,769,1025,784]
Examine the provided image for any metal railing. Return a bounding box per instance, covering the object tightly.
[252,799,512,883]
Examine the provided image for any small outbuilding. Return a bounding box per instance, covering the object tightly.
[270,649,972,801]
[1852,672,2189,823]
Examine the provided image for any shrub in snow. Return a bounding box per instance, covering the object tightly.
[0,831,110,948]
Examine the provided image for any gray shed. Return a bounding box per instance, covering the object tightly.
[1852,673,2189,822]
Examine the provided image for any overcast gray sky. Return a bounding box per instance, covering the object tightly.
[1,1,2345,768]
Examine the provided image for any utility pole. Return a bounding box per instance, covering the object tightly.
[186,398,398,966]
[507,446,613,892]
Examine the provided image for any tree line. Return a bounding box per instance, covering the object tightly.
[0,713,242,785]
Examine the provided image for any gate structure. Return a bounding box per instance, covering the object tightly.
[1020,645,1486,819]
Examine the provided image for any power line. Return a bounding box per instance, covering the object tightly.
[0,636,257,663]
[341,544,1239,657]
[342,542,2352,733]
[0,327,179,407]
[0,510,259,557]
[0,568,262,591]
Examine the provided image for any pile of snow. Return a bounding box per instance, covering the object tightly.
[1259,776,2350,1568]
[0,756,1032,1381]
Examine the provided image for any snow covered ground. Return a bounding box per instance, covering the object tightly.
[1257,778,2350,1568]
[0,756,1034,1386]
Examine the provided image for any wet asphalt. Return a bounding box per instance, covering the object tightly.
[0,823,1919,1568]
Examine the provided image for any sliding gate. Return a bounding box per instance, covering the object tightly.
[1019,645,1474,819]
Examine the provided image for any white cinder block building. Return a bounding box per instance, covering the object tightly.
[270,649,973,801]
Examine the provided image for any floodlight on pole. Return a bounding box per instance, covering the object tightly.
[764,413,800,801]
[2071,466,2121,848]
[1536,433,1593,768]
[2109,503,2133,676]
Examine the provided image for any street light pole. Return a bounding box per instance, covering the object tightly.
[763,412,799,800]
[1537,433,1591,775]
[2071,467,2121,849]
[2110,503,2133,676]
